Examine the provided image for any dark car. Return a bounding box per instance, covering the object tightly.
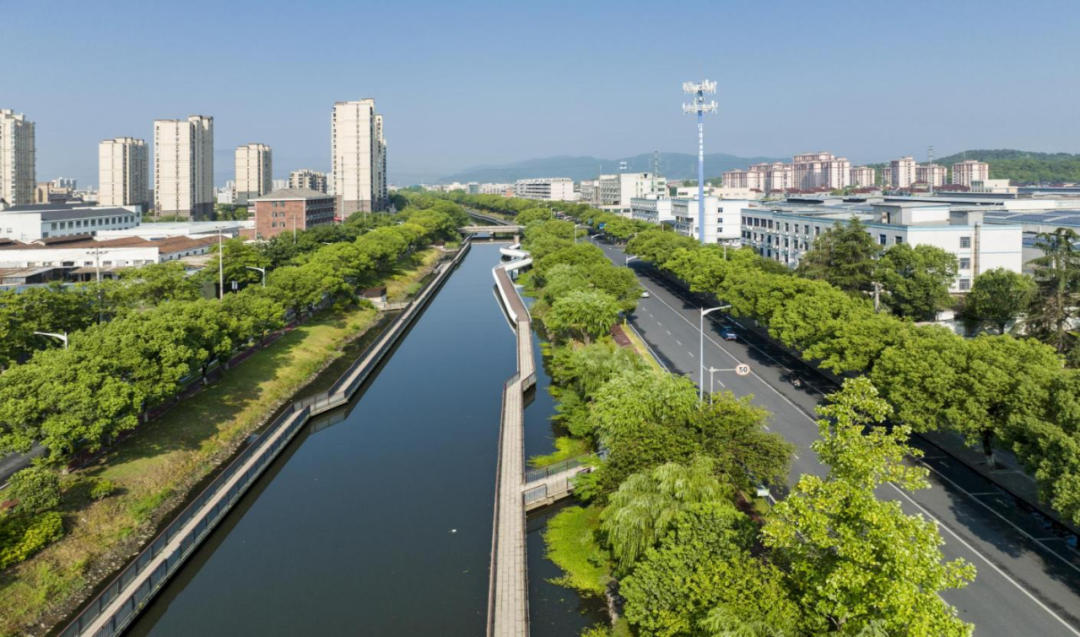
[721,328,737,341]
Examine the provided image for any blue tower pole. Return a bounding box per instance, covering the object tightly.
[697,102,705,243]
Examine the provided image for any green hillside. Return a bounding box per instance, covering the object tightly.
[936,150,1080,183]
[869,150,1080,184]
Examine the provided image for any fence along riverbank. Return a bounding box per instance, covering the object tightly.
[59,240,472,637]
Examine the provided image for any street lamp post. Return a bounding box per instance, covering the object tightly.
[246,266,267,287]
[699,304,731,401]
[625,255,638,266]
[34,331,68,349]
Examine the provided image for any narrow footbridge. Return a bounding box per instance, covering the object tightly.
[460,225,524,235]
[484,222,594,637]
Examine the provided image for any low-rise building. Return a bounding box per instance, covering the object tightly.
[630,197,675,225]
[251,188,336,239]
[514,178,577,202]
[741,199,1022,292]
[675,197,748,245]
[96,219,252,241]
[0,234,218,270]
[597,173,666,213]
[0,202,141,242]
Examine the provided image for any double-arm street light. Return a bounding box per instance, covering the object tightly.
[34,331,68,349]
[699,304,731,401]
[246,266,267,287]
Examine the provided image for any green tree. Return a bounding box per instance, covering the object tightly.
[601,457,731,572]
[7,466,60,514]
[544,289,621,345]
[1027,228,1080,354]
[946,335,1060,468]
[875,243,959,320]
[797,217,879,295]
[620,502,797,637]
[691,393,794,491]
[763,378,975,636]
[960,267,1035,334]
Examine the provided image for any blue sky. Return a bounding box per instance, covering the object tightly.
[6,0,1080,185]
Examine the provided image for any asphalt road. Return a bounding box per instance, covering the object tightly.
[595,238,1080,637]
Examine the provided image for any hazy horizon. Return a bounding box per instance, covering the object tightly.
[6,0,1080,187]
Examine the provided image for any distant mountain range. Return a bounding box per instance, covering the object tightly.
[435,152,786,184]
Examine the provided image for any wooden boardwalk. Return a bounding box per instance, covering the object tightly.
[488,253,535,637]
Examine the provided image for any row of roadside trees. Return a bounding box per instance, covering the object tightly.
[0,195,469,572]
[445,193,976,637]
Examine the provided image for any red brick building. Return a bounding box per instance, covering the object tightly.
[251,188,336,240]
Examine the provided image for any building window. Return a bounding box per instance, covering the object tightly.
[959,278,971,291]
[959,257,971,269]
[895,236,904,244]
[815,226,821,236]
[960,236,972,248]
[879,234,887,245]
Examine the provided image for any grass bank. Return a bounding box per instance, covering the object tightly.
[0,249,444,637]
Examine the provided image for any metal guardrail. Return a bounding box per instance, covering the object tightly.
[524,454,590,485]
[59,241,473,637]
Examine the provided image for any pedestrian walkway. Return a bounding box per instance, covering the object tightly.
[487,247,535,637]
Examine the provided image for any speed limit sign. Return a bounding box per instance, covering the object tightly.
[735,363,751,377]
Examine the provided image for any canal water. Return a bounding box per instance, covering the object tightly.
[126,243,603,637]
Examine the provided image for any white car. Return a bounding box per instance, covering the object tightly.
[641,291,650,298]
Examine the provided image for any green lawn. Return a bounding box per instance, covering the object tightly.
[0,249,444,636]
[543,505,611,597]
[528,436,591,469]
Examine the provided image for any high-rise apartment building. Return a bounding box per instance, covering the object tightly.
[890,156,917,188]
[952,160,990,187]
[289,169,328,193]
[374,114,387,206]
[331,99,386,214]
[154,115,214,219]
[0,110,36,206]
[234,143,272,205]
[99,137,149,209]
[850,166,876,188]
[792,152,850,190]
[916,163,947,187]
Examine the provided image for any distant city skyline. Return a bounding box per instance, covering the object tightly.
[5,0,1080,186]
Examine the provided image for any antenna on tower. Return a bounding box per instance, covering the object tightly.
[683,79,718,243]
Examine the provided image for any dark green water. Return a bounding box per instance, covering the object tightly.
[125,244,603,637]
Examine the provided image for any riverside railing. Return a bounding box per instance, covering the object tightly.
[60,240,472,637]
[523,454,591,485]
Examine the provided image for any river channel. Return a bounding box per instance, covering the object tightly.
[125,243,603,636]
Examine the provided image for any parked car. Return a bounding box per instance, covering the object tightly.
[641,290,650,298]
[721,328,737,341]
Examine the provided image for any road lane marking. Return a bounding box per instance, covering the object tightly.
[887,482,1080,637]
[918,461,1080,577]
[630,267,1080,621]
[675,339,682,345]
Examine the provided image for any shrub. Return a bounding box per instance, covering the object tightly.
[0,512,65,569]
[89,478,118,501]
[7,467,60,514]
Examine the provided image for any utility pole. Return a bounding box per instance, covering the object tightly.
[928,145,935,197]
[218,228,224,301]
[683,80,718,244]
